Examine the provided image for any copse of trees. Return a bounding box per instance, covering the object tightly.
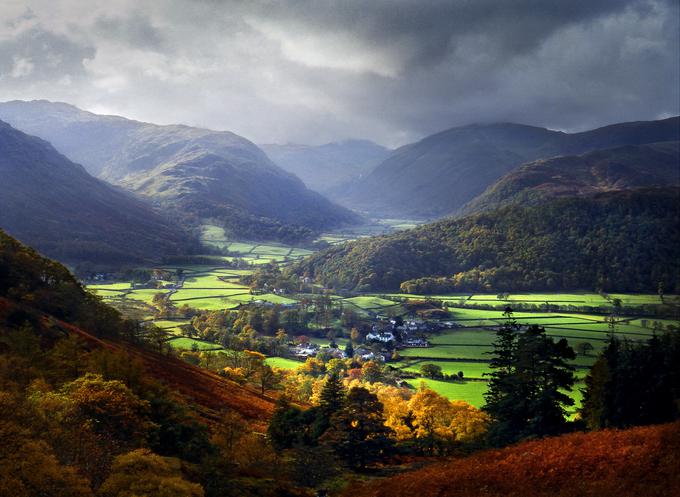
[484,310,576,446]
[580,329,680,430]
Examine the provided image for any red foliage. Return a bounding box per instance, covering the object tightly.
[344,422,680,497]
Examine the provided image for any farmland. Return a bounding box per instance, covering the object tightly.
[86,223,678,411]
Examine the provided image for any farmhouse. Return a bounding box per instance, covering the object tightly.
[290,343,319,358]
[366,331,395,343]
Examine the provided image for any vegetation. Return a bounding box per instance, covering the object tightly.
[342,421,680,497]
[484,312,576,445]
[294,188,680,293]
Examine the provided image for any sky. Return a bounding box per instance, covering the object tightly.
[0,0,678,147]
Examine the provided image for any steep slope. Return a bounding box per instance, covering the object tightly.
[0,120,192,266]
[0,100,358,242]
[0,228,275,427]
[462,142,680,214]
[261,139,390,193]
[343,422,680,497]
[337,117,679,217]
[292,188,680,293]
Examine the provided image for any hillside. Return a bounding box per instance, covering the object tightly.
[0,228,274,426]
[343,422,680,497]
[462,142,680,214]
[292,188,680,293]
[0,100,358,243]
[336,117,680,217]
[0,120,193,266]
[261,139,390,193]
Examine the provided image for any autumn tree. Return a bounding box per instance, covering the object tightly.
[97,449,204,497]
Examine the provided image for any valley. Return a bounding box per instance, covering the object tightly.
[86,222,679,414]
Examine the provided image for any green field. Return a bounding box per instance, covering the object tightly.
[405,378,488,407]
[166,337,223,351]
[266,357,303,370]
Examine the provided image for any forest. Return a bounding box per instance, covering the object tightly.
[293,188,680,293]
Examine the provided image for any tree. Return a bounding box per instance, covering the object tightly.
[322,387,393,470]
[484,313,576,446]
[361,360,383,383]
[576,341,594,357]
[420,363,443,379]
[97,449,204,497]
[318,373,345,421]
[345,341,354,359]
[580,332,680,430]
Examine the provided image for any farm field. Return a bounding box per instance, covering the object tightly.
[405,378,488,407]
[166,337,224,351]
[266,357,303,370]
[354,291,676,407]
[85,226,677,413]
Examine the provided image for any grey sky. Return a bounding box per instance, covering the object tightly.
[0,0,678,147]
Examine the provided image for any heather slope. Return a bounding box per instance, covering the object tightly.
[343,422,680,497]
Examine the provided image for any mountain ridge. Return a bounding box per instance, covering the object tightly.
[0,119,194,266]
[0,100,359,243]
[336,117,680,217]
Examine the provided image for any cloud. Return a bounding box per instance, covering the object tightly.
[0,0,677,146]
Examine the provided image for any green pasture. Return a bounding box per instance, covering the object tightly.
[166,337,223,351]
[343,296,400,311]
[266,357,303,370]
[400,360,491,379]
[405,378,488,407]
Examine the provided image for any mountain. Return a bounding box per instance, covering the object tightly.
[292,188,680,293]
[0,120,193,266]
[462,142,680,214]
[0,100,358,243]
[343,421,680,497]
[336,117,680,217]
[260,139,390,193]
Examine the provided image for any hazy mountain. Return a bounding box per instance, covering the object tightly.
[0,120,193,265]
[0,100,358,242]
[292,188,680,293]
[336,117,680,217]
[260,139,390,193]
[462,142,680,214]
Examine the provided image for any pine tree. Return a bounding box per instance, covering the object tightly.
[322,387,393,470]
[484,310,576,446]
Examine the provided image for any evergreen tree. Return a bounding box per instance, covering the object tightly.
[484,311,576,446]
[322,387,393,470]
[345,341,354,359]
[314,372,346,436]
[580,330,680,429]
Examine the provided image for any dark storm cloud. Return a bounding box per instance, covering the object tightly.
[0,0,677,146]
[0,25,95,84]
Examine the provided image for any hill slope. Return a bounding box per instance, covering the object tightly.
[292,188,680,293]
[0,120,192,266]
[337,117,680,217]
[0,228,274,426]
[344,422,680,497]
[261,139,390,193]
[0,100,358,242]
[462,142,680,214]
